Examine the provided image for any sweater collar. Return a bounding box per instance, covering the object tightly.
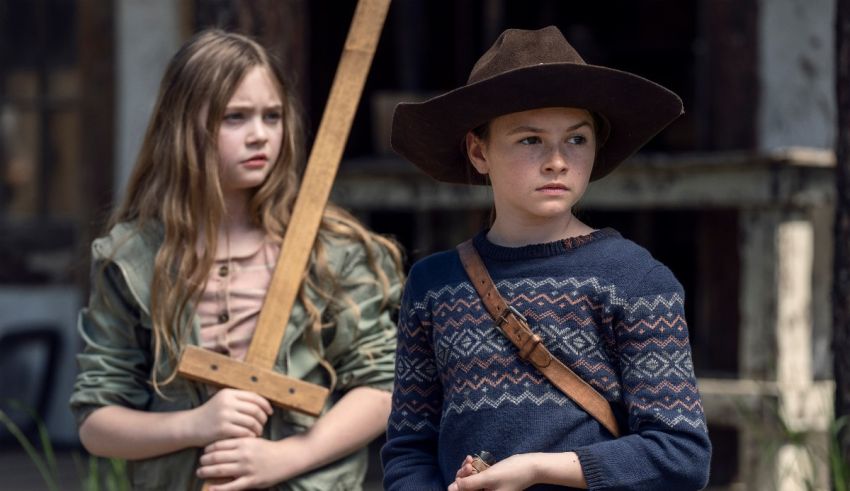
[471,227,620,260]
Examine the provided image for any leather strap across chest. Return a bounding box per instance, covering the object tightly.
[457,239,621,438]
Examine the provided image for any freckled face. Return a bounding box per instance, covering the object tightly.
[466,107,596,224]
[216,65,284,199]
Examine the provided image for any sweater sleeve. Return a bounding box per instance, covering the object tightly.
[381,274,445,490]
[574,266,712,491]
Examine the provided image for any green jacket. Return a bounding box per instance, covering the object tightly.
[70,223,401,490]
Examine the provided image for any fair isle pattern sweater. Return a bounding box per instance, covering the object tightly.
[382,229,711,491]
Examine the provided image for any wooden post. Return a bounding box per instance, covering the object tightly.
[176,0,391,486]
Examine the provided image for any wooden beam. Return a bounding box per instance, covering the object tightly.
[699,378,834,431]
[331,151,836,211]
[179,346,328,415]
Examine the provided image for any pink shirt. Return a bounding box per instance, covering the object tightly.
[197,234,280,361]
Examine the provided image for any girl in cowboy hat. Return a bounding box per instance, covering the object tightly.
[382,26,711,490]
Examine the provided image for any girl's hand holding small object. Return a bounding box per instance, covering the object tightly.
[449,453,536,491]
[454,455,479,481]
[454,451,493,482]
[471,451,493,472]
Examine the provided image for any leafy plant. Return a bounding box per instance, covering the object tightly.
[790,416,848,491]
[734,396,847,490]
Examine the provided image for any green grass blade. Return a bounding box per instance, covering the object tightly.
[72,451,91,490]
[108,458,130,491]
[5,398,58,478]
[0,409,59,491]
[88,455,99,491]
[830,416,849,491]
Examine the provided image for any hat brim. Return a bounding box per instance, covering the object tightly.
[391,63,683,184]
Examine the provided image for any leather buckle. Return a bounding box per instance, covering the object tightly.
[495,304,526,334]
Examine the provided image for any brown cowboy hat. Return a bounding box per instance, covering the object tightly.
[391,26,683,184]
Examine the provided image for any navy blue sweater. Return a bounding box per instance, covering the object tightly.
[382,229,711,490]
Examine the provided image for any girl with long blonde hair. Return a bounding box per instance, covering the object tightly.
[71,29,403,491]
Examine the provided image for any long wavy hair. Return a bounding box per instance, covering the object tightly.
[107,29,403,393]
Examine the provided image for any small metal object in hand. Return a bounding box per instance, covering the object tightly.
[471,450,494,473]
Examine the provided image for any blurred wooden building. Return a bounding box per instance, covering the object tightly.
[0,1,838,489]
